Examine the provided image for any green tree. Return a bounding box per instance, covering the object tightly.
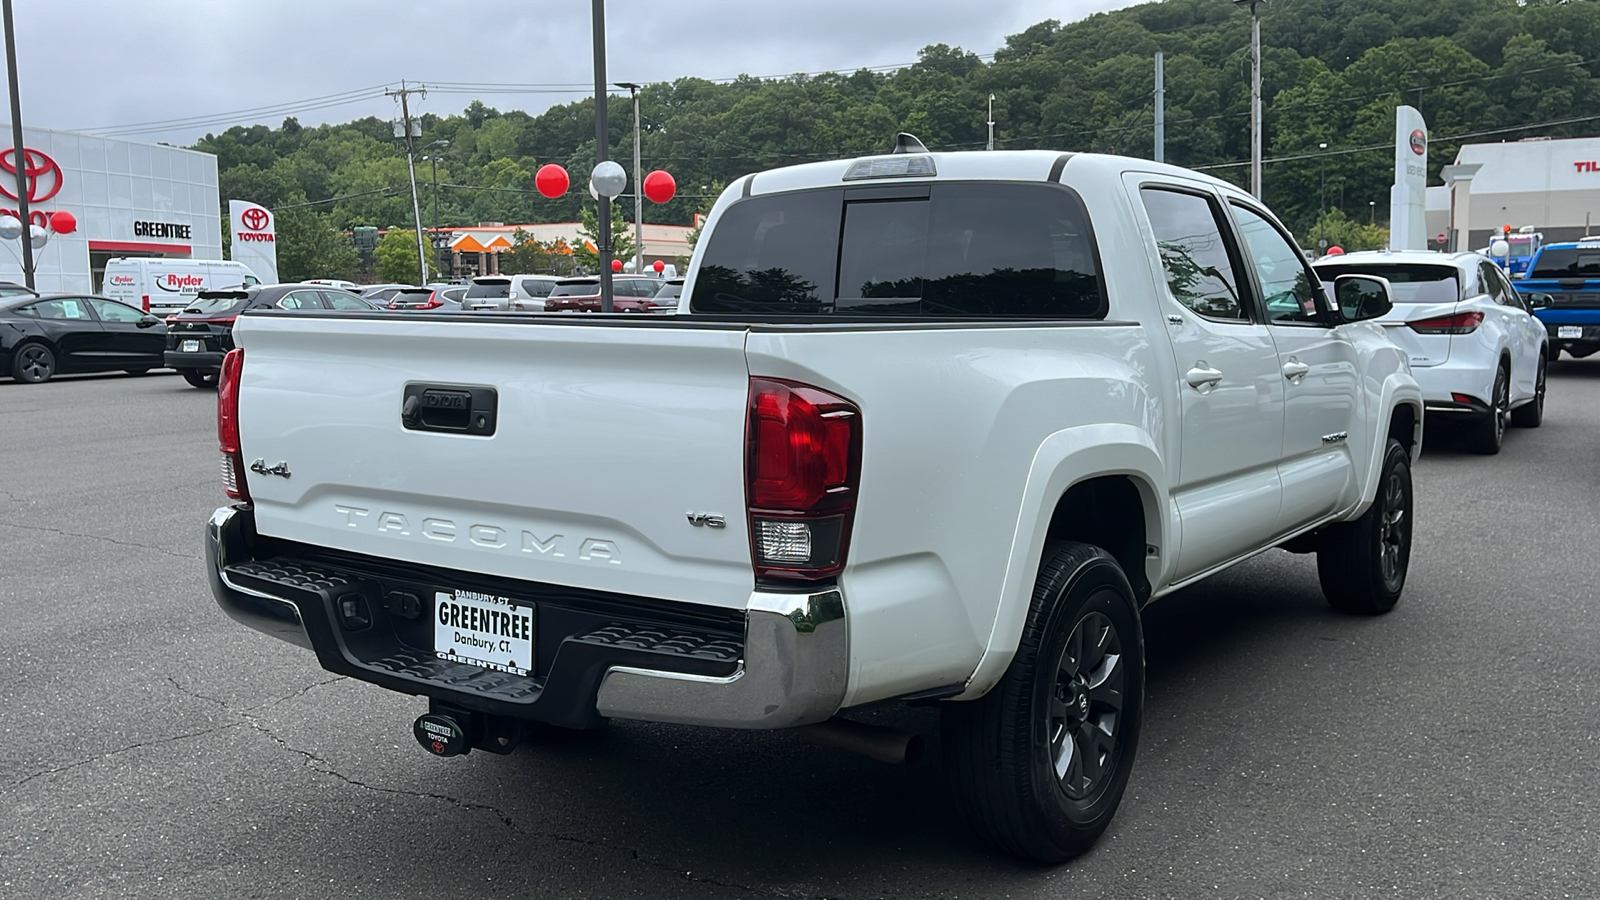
[276,206,360,282]
[575,203,634,271]
[500,228,553,274]
[373,229,421,283]
[1304,208,1390,253]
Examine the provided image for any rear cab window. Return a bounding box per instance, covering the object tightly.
[690,182,1105,318]
[1530,247,1600,280]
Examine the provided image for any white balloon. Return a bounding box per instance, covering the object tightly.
[590,160,627,199]
[28,224,49,249]
[0,215,21,241]
[1489,239,1510,258]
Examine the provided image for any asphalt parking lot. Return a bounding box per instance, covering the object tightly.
[2,363,1598,899]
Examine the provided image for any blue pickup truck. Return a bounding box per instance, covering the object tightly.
[1511,238,1600,361]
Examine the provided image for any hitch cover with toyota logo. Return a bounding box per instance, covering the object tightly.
[401,383,498,436]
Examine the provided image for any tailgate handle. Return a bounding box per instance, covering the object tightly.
[402,384,497,436]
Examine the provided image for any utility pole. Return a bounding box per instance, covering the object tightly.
[4,0,35,289]
[592,0,613,312]
[1319,142,1328,213]
[1154,52,1165,163]
[617,81,643,276]
[1233,0,1263,198]
[387,80,430,284]
[987,94,995,151]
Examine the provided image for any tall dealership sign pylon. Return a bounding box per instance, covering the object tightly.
[1390,105,1428,251]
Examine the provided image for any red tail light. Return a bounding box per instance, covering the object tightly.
[746,378,861,583]
[142,295,150,313]
[217,349,250,502]
[1409,311,1483,334]
[205,317,237,325]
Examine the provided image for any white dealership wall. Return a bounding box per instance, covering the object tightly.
[1445,135,1600,249]
[0,124,221,294]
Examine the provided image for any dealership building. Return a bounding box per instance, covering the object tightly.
[1429,135,1600,251]
[1,124,222,294]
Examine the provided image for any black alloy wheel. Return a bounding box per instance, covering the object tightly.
[1316,437,1412,615]
[1510,356,1545,428]
[10,343,55,383]
[942,542,1144,863]
[1047,611,1127,801]
[1471,365,1509,454]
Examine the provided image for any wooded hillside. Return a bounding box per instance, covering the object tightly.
[195,0,1600,277]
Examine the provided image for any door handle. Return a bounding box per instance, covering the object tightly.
[1185,364,1224,392]
[1282,358,1310,383]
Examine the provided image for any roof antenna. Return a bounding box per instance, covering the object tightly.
[891,133,928,154]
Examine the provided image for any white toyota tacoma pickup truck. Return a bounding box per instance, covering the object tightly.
[206,140,1422,862]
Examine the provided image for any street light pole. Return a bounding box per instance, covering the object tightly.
[1319,141,1328,213]
[1233,0,1263,199]
[987,93,995,151]
[617,81,643,275]
[591,0,613,312]
[3,0,36,290]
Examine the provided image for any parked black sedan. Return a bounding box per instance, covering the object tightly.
[165,283,382,388]
[2,293,166,384]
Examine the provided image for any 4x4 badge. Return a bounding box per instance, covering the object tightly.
[250,459,291,478]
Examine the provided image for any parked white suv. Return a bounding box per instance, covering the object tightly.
[461,275,561,311]
[1314,250,1547,453]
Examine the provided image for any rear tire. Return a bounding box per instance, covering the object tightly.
[1510,356,1545,428]
[1469,364,1509,454]
[181,368,218,389]
[10,342,55,383]
[941,542,1143,863]
[1316,438,1411,615]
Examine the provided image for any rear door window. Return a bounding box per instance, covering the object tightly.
[276,290,325,310]
[691,182,1103,318]
[322,291,371,310]
[1139,187,1247,321]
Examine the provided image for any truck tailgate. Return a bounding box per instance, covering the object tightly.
[233,315,754,609]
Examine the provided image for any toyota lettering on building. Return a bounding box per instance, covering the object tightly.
[0,126,224,293]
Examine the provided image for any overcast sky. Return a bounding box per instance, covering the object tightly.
[3,0,1139,145]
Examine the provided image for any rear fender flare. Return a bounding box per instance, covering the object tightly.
[958,424,1168,699]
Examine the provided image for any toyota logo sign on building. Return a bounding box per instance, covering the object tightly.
[0,147,63,203]
[241,207,271,231]
[0,127,224,294]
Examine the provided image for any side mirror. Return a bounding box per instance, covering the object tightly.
[1527,292,1552,310]
[1333,274,1393,322]
[138,315,161,328]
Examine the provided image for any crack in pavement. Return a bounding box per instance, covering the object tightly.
[5,721,246,790]
[0,520,198,560]
[242,714,821,898]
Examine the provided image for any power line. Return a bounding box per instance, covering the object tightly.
[81,85,391,136]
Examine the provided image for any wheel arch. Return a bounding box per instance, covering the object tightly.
[958,424,1168,700]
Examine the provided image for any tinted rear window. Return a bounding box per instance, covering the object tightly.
[1313,264,1459,304]
[1530,247,1600,279]
[466,280,510,299]
[691,182,1104,318]
[184,296,249,314]
[550,282,599,298]
[520,280,556,297]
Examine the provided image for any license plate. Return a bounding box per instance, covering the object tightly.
[1558,325,1583,339]
[434,590,534,675]
[181,340,200,352]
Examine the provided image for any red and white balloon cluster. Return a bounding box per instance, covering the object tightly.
[533,163,676,204]
[0,209,76,249]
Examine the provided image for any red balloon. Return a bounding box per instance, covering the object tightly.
[611,258,624,272]
[1326,246,1345,255]
[652,259,664,273]
[48,210,77,234]
[642,169,676,204]
[535,164,570,199]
